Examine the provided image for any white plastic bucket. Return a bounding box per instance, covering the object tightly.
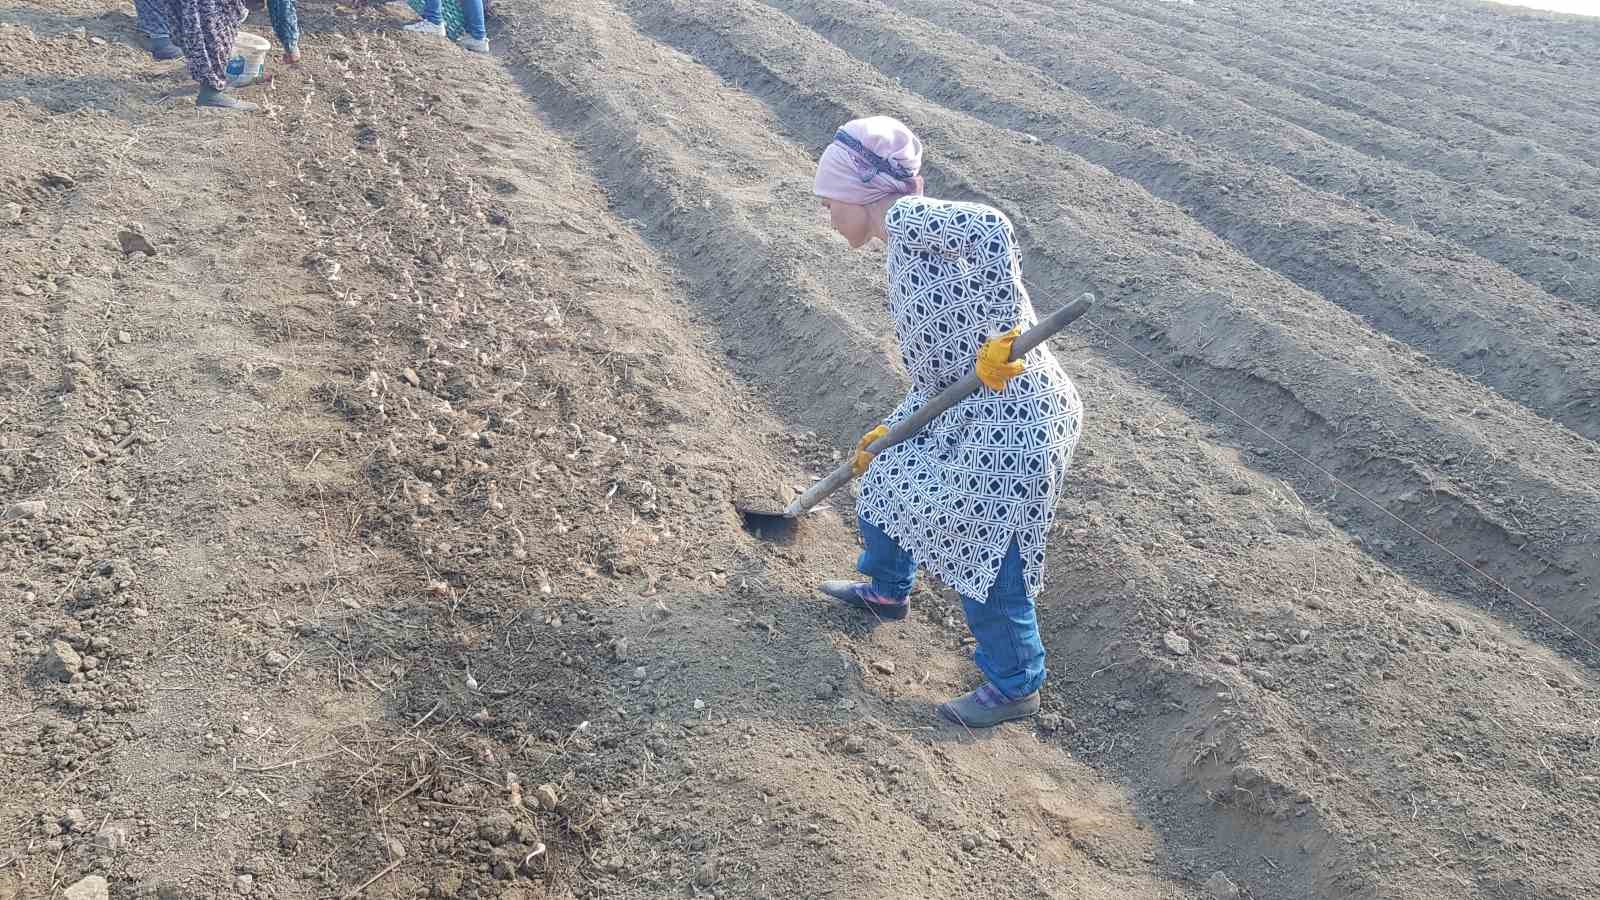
[224,31,270,89]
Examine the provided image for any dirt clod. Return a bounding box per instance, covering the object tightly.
[4,500,46,520]
[95,823,129,851]
[45,640,83,682]
[535,784,559,811]
[117,229,157,257]
[1038,712,1072,734]
[478,813,515,845]
[62,876,108,900]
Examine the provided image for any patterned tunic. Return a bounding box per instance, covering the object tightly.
[159,0,247,91]
[857,196,1084,601]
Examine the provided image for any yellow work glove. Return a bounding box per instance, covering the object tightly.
[976,327,1025,391]
[852,424,889,476]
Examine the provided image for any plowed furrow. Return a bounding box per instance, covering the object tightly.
[488,13,1206,899]
[1213,0,1600,117]
[884,0,1600,308]
[996,0,1600,222]
[605,0,1600,650]
[764,0,1600,450]
[489,4,1600,899]
[1070,0,1600,168]
[1339,0,1600,74]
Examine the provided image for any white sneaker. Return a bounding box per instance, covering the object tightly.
[403,19,446,37]
[460,36,489,53]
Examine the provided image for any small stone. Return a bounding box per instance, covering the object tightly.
[960,833,978,852]
[117,229,157,257]
[43,171,76,188]
[842,735,866,754]
[3,202,21,224]
[1037,713,1073,734]
[4,499,46,520]
[62,876,109,900]
[1218,651,1240,666]
[478,813,514,845]
[870,659,896,676]
[279,823,305,850]
[95,823,129,851]
[62,809,88,832]
[1246,667,1279,690]
[45,640,83,681]
[381,836,406,861]
[116,331,132,345]
[402,368,420,387]
[610,638,629,660]
[14,283,35,297]
[536,783,559,810]
[263,650,289,669]
[633,666,647,680]
[1203,871,1241,900]
[1163,631,1191,656]
[233,873,254,895]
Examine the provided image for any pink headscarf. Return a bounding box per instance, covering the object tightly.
[813,116,925,206]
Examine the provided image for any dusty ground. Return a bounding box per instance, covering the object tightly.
[1,0,1598,898]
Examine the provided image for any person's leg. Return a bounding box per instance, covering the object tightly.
[817,516,915,621]
[134,0,184,59]
[856,516,917,599]
[266,0,298,61]
[457,0,486,49]
[938,540,1045,727]
[186,0,256,110]
[403,0,446,35]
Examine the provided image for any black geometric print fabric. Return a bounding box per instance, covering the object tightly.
[857,196,1084,601]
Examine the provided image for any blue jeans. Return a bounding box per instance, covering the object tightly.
[857,516,1047,699]
[422,0,485,40]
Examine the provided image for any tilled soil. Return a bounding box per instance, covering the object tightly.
[1,1,1597,899]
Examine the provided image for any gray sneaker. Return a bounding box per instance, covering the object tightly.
[460,36,489,53]
[817,580,909,621]
[937,682,1040,728]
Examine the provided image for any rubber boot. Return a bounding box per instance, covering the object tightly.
[937,683,1040,728]
[197,85,258,111]
[150,37,183,60]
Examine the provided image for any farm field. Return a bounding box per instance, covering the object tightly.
[1,0,1597,898]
